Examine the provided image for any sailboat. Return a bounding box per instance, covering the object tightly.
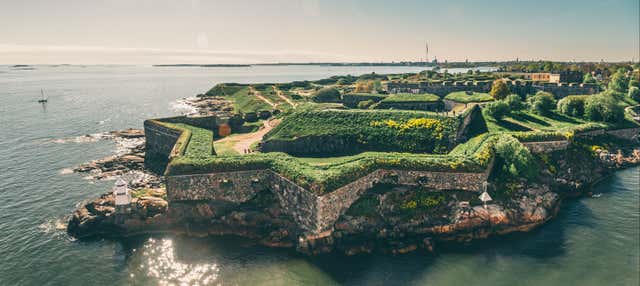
[38,89,48,103]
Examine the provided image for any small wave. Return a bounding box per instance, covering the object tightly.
[38,217,74,241]
[169,97,199,116]
[60,168,74,175]
[44,132,115,144]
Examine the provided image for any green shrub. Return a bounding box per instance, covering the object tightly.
[494,135,538,180]
[584,94,624,123]
[628,86,640,102]
[557,95,587,117]
[312,87,341,103]
[528,92,556,115]
[505,94,525,110]
[483,101,510,119]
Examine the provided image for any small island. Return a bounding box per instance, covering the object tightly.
[68,67,640,255]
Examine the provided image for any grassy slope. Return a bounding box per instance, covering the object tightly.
[381,93,440,103]
[230,87,272,113]
[163,123,214,157]
[445,91,494,103]
[265,109,454,140]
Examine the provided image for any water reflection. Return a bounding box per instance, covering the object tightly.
[134,238,219,285]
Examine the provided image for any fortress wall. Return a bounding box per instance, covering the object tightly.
[576,127,640,140]
[523,141,570,153]
[455,104,486,143]
[144,120,183,173]
[166,170,270,202]
[315,168,489,232]
[268,171,319,232]
[386,81,599,98]
[602,128,640,140]
[165,166,490,234]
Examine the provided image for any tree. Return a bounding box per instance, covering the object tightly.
[628,86,640,102]
[528,92,556,115]
[490,79,510,100]
[584,94,624,123]
[608,70,628,93]
[483,101,510,119]
[557,95,586,117]
[505,94,525,110]
[354,80,375,93]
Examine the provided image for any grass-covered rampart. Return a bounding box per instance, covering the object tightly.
[262,109,459,154]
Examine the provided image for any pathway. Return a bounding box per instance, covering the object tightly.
[249,86,276,108]
[215,119,281,154]
[273,86,297,108]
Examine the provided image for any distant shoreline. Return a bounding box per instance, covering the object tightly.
[153,64,251,68]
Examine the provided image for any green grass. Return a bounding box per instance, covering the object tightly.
[381,93,440,103]
[484,109,603,133]
[445,91,494,103]
[162,123,214,157]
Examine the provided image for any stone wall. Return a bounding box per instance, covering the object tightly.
[455,105,486,143]
[385,82,491,97]
[384,81,599,98]
[523,140,570,153]
[144,120,183,174]
[375,100,444,111]
[166,170,270,202]
[166,164,492,234]
[576,127,640,141]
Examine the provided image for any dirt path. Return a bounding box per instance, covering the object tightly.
[249,86,276,108]
[273,86,297,108]
[215,119,281,154]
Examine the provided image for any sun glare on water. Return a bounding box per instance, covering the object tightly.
[138,238,220,286]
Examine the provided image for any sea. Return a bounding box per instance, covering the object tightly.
[0,65,638,285]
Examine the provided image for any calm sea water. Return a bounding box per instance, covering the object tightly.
[0,65,638,286]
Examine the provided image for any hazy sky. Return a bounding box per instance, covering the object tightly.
[1,0,638,64]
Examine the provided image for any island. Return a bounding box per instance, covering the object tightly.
[68,67,640,255]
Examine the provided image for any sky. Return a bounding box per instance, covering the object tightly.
[0,0,638,64]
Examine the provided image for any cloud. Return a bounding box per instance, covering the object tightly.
[0,44,352,64]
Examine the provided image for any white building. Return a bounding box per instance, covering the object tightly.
[113,177,131,208]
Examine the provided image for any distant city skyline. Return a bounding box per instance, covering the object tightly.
[0,0,638,64]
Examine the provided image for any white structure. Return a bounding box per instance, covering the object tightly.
[479,181,492,208]
[113,177,131,207]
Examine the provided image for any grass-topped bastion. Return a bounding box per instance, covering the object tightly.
[260,109,460,156]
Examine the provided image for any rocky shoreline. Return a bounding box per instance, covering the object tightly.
[67,139,640,255]
[69,128,164,189]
